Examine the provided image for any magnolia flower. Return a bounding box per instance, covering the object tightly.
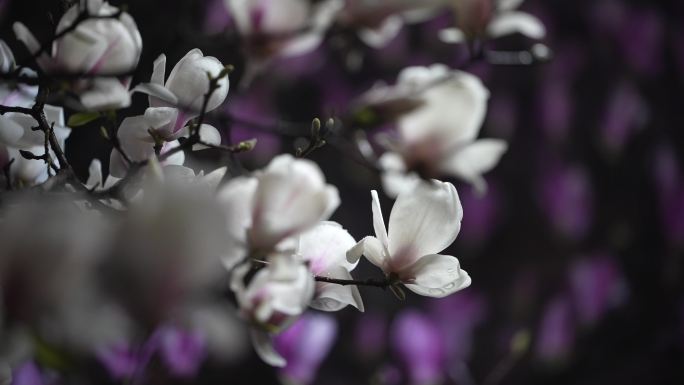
[297,222,364,312]
[274,313,338,385]
[132,50,229,136]
[13,0,142,110]
[348,181,471,298]
[337,0,447,48]
[231,254,315,367]
[223,0,342,80]
[216,154,340,268]
[372,65,506,196]
[108,111,187,178]
[0,107,71,186]
[439,0,545,43]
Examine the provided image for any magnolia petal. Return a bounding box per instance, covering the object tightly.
[131,82,179,105]
[250,328,286,367]
[216,176,258,252]
[323,185,340,219]
[192,124,222,151]
[251,155,331,248]
[0,115,26,146]
[439,139,507,193]
[312,267,365,312]
[371,190,389,248]
[151,54,167,85]
[86,158,104,189]
[298,221,357,274]
[13,22,41,55]
[80,79,132,111]
[487,11,546,39]
[358,15,403,48]
[387,180,462,266]
[346,236,387,270]
[438,27,466,44]
[201,166,228,190]
[498,0,524,11]
[403,254,471,298]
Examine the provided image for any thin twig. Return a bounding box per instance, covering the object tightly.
[314,275,390,288]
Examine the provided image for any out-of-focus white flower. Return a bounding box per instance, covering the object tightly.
[0,196,113,351]
[13,0,142,110]
[337,0,447,48]
[231,254,315,367]
[224,0,342,80]
[297,221,364,312]
[371,65,506,196]
[102,182,231,327]
[108,111,186,178]
[439,0,545,43]
[132,50,229,128]
[348,181,471,298]
[216,154,340,269]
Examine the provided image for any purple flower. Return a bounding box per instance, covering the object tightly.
[11,362,55,385]
[539,161,593,241]
[428,291,486,363]
[158,326,207,378]
[274,313,338,385]
[96,342,140,380]
[568,255,627,326]
[600,81,648,157]
[354,312,388,360]
[535,295,574,362]
[458,184,501,245]
[390,309,445,385]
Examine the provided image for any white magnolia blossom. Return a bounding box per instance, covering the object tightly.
[371,64,507,196]
[224,0,342,82]
[108,111,187,178]
[216,154,340,269]
[439,0,545,43]
[13,0,142,110]
[338,0,447,48]
[230,254,315,367]
[348,181,471,298]
[132,49,229,137]
[297,221,364,312]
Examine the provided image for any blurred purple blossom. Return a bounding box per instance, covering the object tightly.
[274,313,338,385]
[10,362,54,385]
[568,254,627,326]
[600,81,648,157]
[158,326,207,378]
[354,312,388,360]
[226,91,282,163]
[539,162,593,240]
[458,184,501,245]
[391,309,445,385]
[428,291,486,363]
[203,0,234,34]
[96,342,140,380]
[535,295,574,362]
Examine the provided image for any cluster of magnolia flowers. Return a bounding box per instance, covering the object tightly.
[0,0,546,382]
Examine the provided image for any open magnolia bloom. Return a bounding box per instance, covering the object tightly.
[348,181,471,298]
[374,65,507,196]
[131,49,228,141]
[216,154,340,269]
[297,222,364,312]
[108,111,187,178]
[439,0,545,44]
[13,0,142,110]
[230,254,315,367]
